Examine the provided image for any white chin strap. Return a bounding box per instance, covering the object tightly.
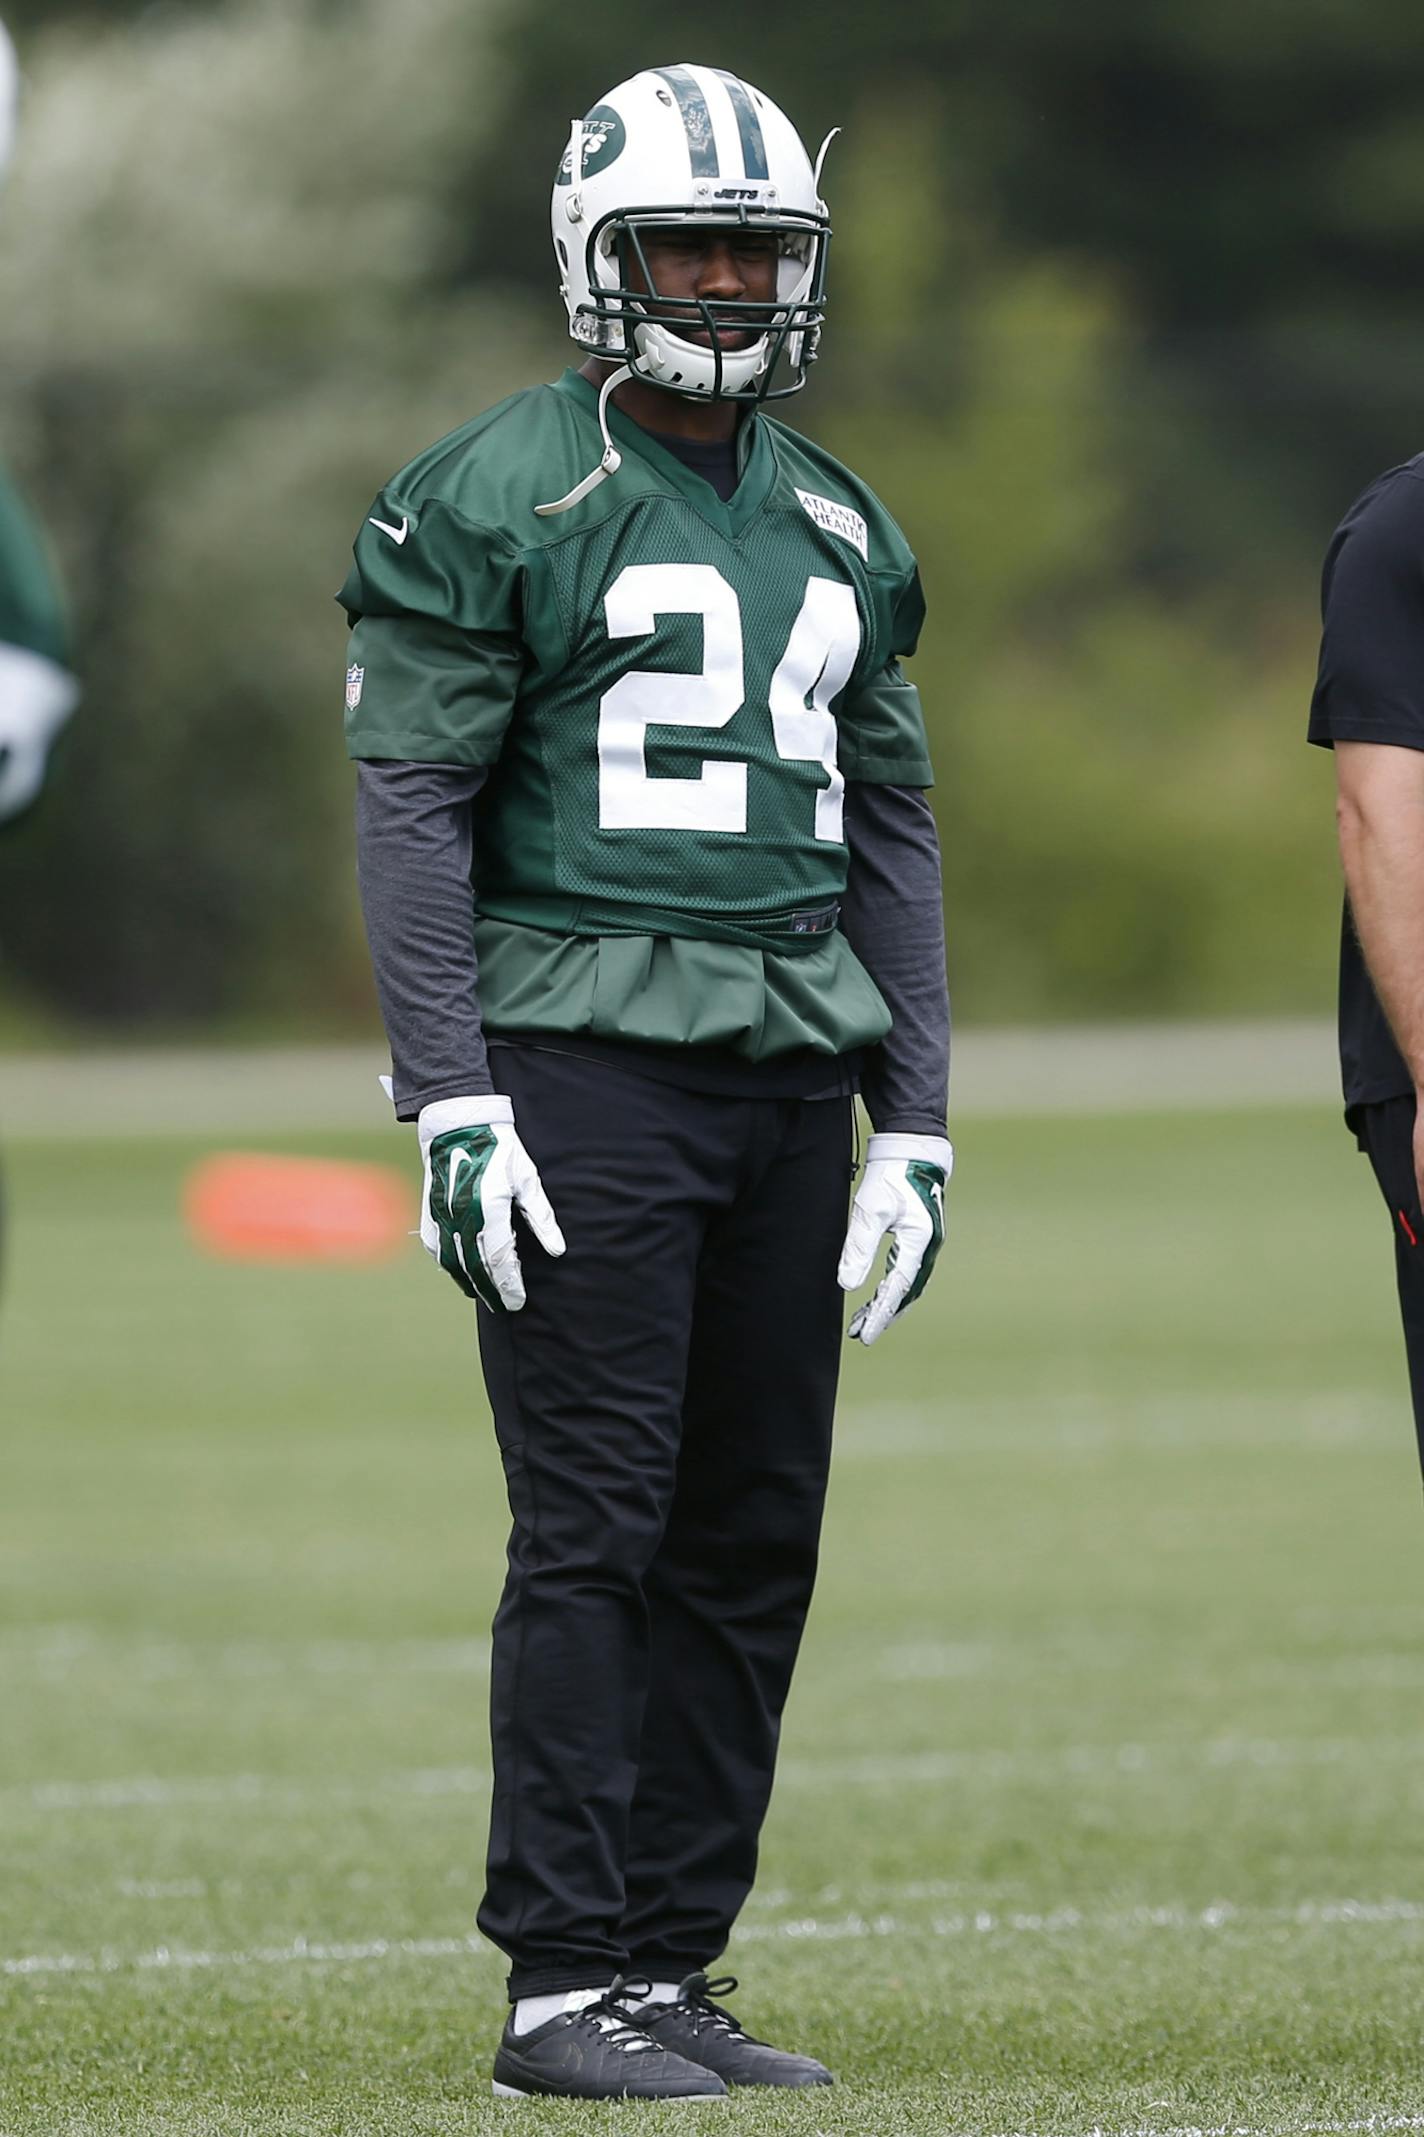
[533,322,768,519]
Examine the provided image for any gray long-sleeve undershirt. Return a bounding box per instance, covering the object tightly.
[354,759,950,1133]
[838,780,951,1136]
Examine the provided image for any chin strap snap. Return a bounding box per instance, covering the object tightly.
[534,363,633,517]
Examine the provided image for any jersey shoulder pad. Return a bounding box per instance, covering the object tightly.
[339,386,590,628]
[761,420,924,659]
[379,384,597,529]
[761,419,917,582]
[338,382,643,626]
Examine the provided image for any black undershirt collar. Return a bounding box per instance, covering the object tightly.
[641,425,741,502]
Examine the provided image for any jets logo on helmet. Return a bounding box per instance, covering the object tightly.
[550,62,836,407]
[556,105,626,186]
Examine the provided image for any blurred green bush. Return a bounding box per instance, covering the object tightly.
[0,0,1351,1033]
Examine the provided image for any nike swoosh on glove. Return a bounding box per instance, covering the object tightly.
[416,1095,565,1311]
[837,1132,953,1346]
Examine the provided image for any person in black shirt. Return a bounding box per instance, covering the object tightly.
[1309,455,1424,1474]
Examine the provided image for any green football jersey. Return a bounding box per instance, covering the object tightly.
[0,466,68,667]
[340,369,934,1059]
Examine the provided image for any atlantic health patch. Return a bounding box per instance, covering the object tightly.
[794,488,869,560]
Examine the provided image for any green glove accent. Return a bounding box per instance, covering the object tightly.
[427,1125,503,1312]
[899,1159,947,1309]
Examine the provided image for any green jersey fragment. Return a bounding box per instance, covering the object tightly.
[0,468,69,667]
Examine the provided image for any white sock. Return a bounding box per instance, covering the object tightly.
[512,1985,607,2036]
[638,1981,682,2007]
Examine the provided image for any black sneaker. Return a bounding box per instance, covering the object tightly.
[492,1977,729,2101]
[638,1972,834,2088]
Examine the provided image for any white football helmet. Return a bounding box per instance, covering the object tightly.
[0,20,17,191]
[551,63,833,404]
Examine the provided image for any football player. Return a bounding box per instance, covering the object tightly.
[341,62,951,2102]
[0,18,77,830]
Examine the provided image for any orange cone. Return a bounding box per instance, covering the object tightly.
[183,1152,414,1264]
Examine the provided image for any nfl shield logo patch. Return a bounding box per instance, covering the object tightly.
[345,663,365,712]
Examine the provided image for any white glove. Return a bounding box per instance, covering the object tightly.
[0,642,79,824]
[837,1132,953,1346]
[415,1094,565,1311]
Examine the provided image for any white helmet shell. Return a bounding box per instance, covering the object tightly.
[551,63,831,402]
[0,20,17,191]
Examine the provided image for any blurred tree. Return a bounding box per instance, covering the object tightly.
[0,0,1362,1032]
[3,1,178,23]
[0,0,551,1027]
[467,0,1424,543]
[817,100,1332,1021]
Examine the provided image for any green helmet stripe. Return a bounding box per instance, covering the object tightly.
[712,70,769,181]
[654,65,720,178]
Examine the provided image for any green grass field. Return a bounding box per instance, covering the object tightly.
[3,1102,1423,2136]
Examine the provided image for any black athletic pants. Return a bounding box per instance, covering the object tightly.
[1357,1093,1424,1479]
[474,1044,853,1998]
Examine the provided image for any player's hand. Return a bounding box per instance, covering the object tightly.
[837,1133,953,1346]
[416,1095,565,1311]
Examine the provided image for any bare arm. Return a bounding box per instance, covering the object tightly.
[1335,739,1424,1197]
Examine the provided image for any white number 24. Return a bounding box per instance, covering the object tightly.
[597,563,861,841]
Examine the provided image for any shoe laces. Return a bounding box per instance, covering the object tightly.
[576,1974,659,2055]
[669,1971,747,2040]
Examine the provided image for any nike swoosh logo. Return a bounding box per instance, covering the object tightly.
[368,514,410,545]
[446,1147,478,1213]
